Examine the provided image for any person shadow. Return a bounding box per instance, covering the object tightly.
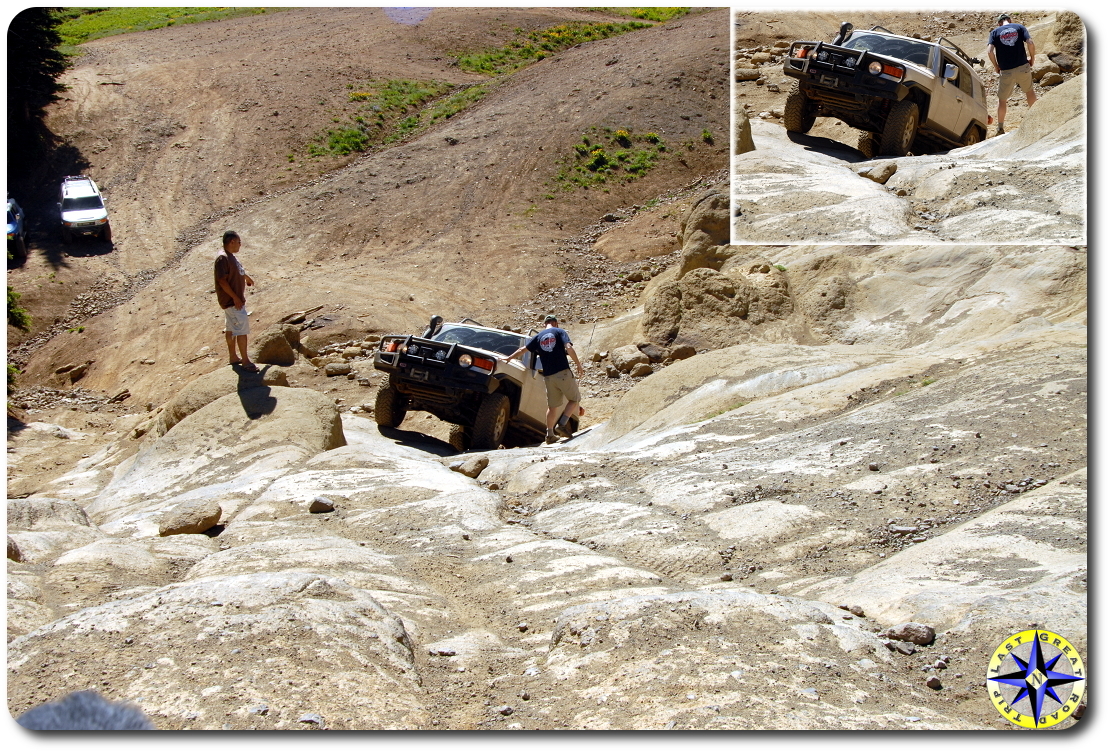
[231,363,278,419]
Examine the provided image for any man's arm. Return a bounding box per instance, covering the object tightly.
[217,276,243,309]
[566,344,585,377]
[1025,37,1036,67]
[500,346,526,362]
[988,44,999,73]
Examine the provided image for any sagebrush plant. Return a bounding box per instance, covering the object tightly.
[7,364,19,394]
[458,21,651,76]
[552,126,667,190]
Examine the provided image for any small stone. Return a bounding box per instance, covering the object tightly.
[720,572,733,581]
[868,462,880,471]
[934,659,948,669]
[882,622,936,645]
[249,703,269,716]
[309,496,335,513]
[849,605,865,617]
[497,705,513,716]
[800,688,820,700]
[505,555,513,563]
[521,692,530,701]
[925,676,942,689]
[517,623,529,632]
[298,713,323,725]
[462,533,471,541]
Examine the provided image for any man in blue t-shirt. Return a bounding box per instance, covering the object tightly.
[501,314,585,444]
[987,13,1038,136]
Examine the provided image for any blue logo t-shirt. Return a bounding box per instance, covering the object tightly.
[526,327,572,375]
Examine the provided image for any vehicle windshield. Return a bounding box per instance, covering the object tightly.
[61,196,104,211]
[432,325,523,356]
[842,33,933,67]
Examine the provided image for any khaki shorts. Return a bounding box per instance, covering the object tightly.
[223,305,250,336]
[543,368,581,408]
[998,64,1033,100]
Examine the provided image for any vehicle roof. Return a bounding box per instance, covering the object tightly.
[61,176,101,199]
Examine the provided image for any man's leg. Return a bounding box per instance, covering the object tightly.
[225,331,240,363]
[236,335,255,366]
[997,99,1007,131]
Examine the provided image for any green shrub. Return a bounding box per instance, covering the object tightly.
[8,286,31,330]
[553,126,667,190]
[458,21,651,76]
[7,364,19,393]
[589,8,690,23]
[308,78,466,156]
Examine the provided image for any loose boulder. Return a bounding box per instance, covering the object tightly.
[880,622,936,646]
[159,499,222,536]
[250,324,301,366]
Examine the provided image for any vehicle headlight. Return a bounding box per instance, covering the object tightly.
[869,61,883,75]
[817,51,828,62]
[458,354,473,367]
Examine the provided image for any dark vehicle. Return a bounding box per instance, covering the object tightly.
[373,316,578,451]
[782,22,989,157]
[7,197,27,261]
[59,175,111,243]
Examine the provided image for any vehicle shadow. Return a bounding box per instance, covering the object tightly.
[785,131,870,162]
[376,426,457,457]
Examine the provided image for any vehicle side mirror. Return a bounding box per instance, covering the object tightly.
[944,63,958,81]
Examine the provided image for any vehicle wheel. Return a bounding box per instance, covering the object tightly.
[857,131,876,159]
[783,83,816,134]
[102,223,112,243]
[961,124,984,147]
[470,392,510,451]
[374,379,408,428]
[449,424,471,453]
[879,100,919,157]
[11,235,27,262]
[61,227,72,244]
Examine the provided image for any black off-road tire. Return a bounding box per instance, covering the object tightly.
[61,227,72,244]
[783,83,816,134]
[857,131,877,159]
[102,223,112,243]
[374,379,408,428]
[470,392,510,450]
[10,235,27,263]
[960,124,984,147]
[879,100,919,157]
[449,424,471,453]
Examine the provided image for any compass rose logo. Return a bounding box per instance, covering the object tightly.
[986,629,1085,729]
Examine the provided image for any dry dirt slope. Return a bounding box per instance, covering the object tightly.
[9,7,728,408]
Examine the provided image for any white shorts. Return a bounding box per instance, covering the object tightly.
[223,306,250,336]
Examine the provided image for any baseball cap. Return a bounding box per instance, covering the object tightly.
[997,13,1011,22]
[544,314,558,324]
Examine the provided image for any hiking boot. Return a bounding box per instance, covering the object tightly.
[545,431,558,444]
[996,124,1005,136]
[555,419,573,438]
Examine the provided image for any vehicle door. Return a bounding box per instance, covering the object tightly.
[927,53,969,138]
[516,348,549,428]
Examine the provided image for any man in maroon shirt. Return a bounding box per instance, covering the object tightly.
[214,230,257,372]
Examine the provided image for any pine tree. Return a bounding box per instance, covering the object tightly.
[7,8,68,174]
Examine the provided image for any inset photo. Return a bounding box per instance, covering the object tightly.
[731,10,1085,244]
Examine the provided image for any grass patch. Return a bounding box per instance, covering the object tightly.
[774,264,787,272]
[52,7,284,54]
[458,21,652,76]
[308,79,474,156]
[588,8,690,23]
[920,377,936,387]
[699,401,748,422]
[553,127,667,190]
[7,364,20,394]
